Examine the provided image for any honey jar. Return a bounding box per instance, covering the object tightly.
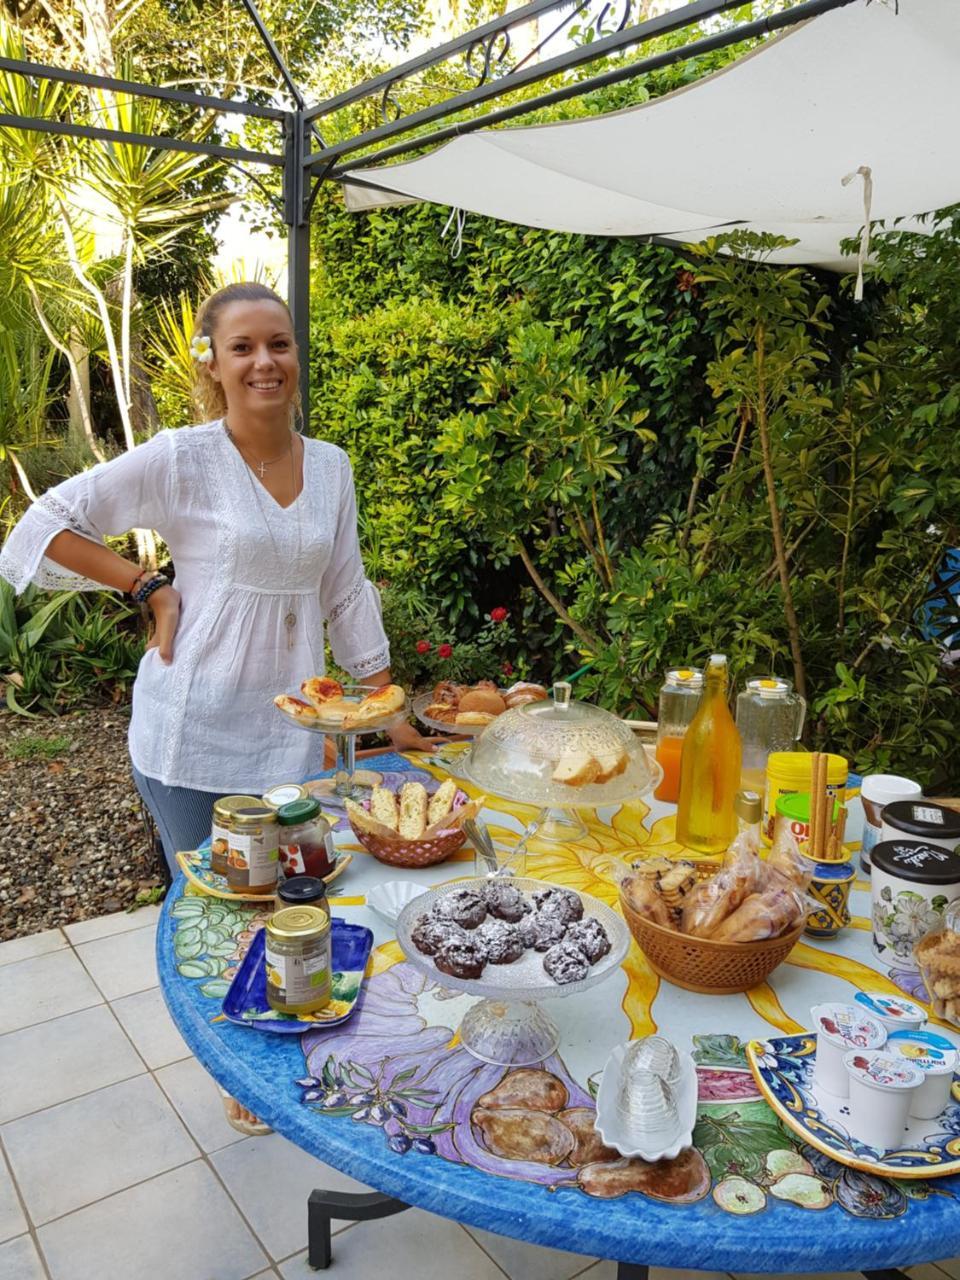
[264,904,332,1015]
[225,803,279,895]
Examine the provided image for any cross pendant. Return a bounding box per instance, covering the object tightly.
[258,461,266,478]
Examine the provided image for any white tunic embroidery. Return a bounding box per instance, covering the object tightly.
[0,422,390,791]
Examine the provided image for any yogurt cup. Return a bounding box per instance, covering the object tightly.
[843,1050,924,1150]
[853,991,927,1032]
[811,1002,887,1097]
[887,1029,959,1120]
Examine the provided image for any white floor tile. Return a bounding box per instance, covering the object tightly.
[2,1074,197,1225]
[75,924,158,999]
[0,1005,144,1123]
[211,1131,369,1262]
[0,948,101,1035]
[0,1158,25,1244]
[466,1223,593,1280]
[0,1233,46,1280]
[155,1057,246,1153]
[38,1161,268,1280]
[278,1210,504,1279]
[581,1270,733,1280]
[64,904,161,946]
[111,986,190,1069]
[0,928,67,967]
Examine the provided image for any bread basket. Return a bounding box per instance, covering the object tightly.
[347,822,467,869]
[619,859,804,995]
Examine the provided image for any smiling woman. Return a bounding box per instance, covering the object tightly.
[0,280,435,883]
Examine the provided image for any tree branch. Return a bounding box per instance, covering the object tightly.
[516,538,600,651]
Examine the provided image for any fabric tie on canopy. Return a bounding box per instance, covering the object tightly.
[341,0,958,271]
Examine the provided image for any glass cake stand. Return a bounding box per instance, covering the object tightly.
[275,684,409,801]
[396,877,630,1066]
[461,682,661,844]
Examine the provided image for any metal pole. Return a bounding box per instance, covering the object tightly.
[283,110,311,422]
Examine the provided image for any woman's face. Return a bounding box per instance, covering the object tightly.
[207,300,299,417]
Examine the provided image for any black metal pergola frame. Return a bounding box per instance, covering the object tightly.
[0,0,858,418]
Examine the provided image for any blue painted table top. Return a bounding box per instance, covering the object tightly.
[157,752,960,1273]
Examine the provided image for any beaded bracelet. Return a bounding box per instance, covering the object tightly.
[133,574,170,605]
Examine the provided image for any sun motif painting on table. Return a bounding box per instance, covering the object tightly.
[166,753,960,1240]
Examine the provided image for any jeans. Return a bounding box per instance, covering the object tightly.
[131,764,226,879]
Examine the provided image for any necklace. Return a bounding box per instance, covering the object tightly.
[224,423,292,478]
[224,420,304,649]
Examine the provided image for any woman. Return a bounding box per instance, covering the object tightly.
[0,281,433,874]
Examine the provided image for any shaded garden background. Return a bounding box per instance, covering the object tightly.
[1,0,958,790]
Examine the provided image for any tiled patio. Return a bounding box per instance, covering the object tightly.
[0,907,957,1280]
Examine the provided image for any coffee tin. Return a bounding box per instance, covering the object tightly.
[871,840,960,968]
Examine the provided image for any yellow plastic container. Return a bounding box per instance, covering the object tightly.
[763,751,847,843]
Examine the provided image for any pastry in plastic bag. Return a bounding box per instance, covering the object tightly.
[710,885,804,943]
[622,874,674,928]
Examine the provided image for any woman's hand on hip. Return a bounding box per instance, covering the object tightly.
[145,585,181,664]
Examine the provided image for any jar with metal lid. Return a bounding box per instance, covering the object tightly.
[211,795,261,878]
[262,782,309,809]
[654,668,702,804]
[871,838,960,967]
[226,803,280,895]
[881,800,960,853]
[276,799,334,880]
[736,677,806,799]
[264,905,332,1015]
[275,874,330,915]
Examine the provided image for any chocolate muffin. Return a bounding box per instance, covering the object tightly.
[484,880,531,923]
[433,888,487,930]
[529,911,569,952]
[434,933,487,980]
[542,941,591,985]
[533,886,583,925]
[565,917,611,964]
[411,914,463,957]
[480,919,526,965]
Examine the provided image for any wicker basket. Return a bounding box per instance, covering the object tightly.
[348,821,467,869]
[620,887,804,995]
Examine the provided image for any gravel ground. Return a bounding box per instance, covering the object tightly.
[0,706,164,941]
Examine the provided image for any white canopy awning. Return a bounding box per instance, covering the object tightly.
[341,0,958,269]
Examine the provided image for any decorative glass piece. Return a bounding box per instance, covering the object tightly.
[622,1035,683,1089]
[615,1063,680,1139]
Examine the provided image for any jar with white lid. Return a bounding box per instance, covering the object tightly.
[860,775,922,873]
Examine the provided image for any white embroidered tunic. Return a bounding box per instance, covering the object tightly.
[0,422,390,791]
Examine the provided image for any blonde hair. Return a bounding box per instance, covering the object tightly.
[191,282,302,425]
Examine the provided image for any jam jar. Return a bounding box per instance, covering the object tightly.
[264,904,332,1015]
[225,803,280,895]
[211,795,261,878]
[276,799,334,880]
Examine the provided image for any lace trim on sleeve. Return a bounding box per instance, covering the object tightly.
[349,644,392,680]
[327,568,367,624]
[0,493,107,594]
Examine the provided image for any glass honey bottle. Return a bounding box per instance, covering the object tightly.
[675,654,742,854]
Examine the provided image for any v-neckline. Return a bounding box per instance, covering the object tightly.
[223,422,306,513]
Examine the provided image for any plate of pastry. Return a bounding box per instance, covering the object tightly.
[413,680,548,736]
[275,679,408,734]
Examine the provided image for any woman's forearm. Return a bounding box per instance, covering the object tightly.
[45,530,141,593]
[365,668,392,687]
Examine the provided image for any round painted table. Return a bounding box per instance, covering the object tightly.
[158,752,960,1277]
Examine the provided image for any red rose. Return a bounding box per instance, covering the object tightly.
[437,643,453,659]
[416,640,431,655]
[490,606,508,623]
[501,661,514,676]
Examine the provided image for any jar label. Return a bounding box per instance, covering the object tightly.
[210,821,231,876]
[913,806,944,824]
[228,828,279,887]
[265,936,330,1008]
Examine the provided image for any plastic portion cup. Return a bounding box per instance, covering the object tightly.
[886,1029,959,1120]
[853,991,927,1032]
[843,1049,924,1151]
[811,1002,887,1098]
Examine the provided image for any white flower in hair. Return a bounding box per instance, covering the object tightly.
[190,334,213,364]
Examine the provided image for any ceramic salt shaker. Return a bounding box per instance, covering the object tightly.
[853,991,927,1033]
[842,1049,924,1150]
[886,1029,959,1120]
[871,840,960,967]
[811,1002,886,1097]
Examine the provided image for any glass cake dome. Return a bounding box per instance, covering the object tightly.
[463,682,659,809]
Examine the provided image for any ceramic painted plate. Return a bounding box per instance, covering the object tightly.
[746,1033,960,1179]
[222,921,373,1033]
[176,841,352,903]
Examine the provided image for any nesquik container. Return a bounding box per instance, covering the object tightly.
[871,840,960,968]
[843,1050,924,1150]
[853,991,927,1032]
[881,801,960,852]
[886,1029,959,1120]
[811,1001,886,1097]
